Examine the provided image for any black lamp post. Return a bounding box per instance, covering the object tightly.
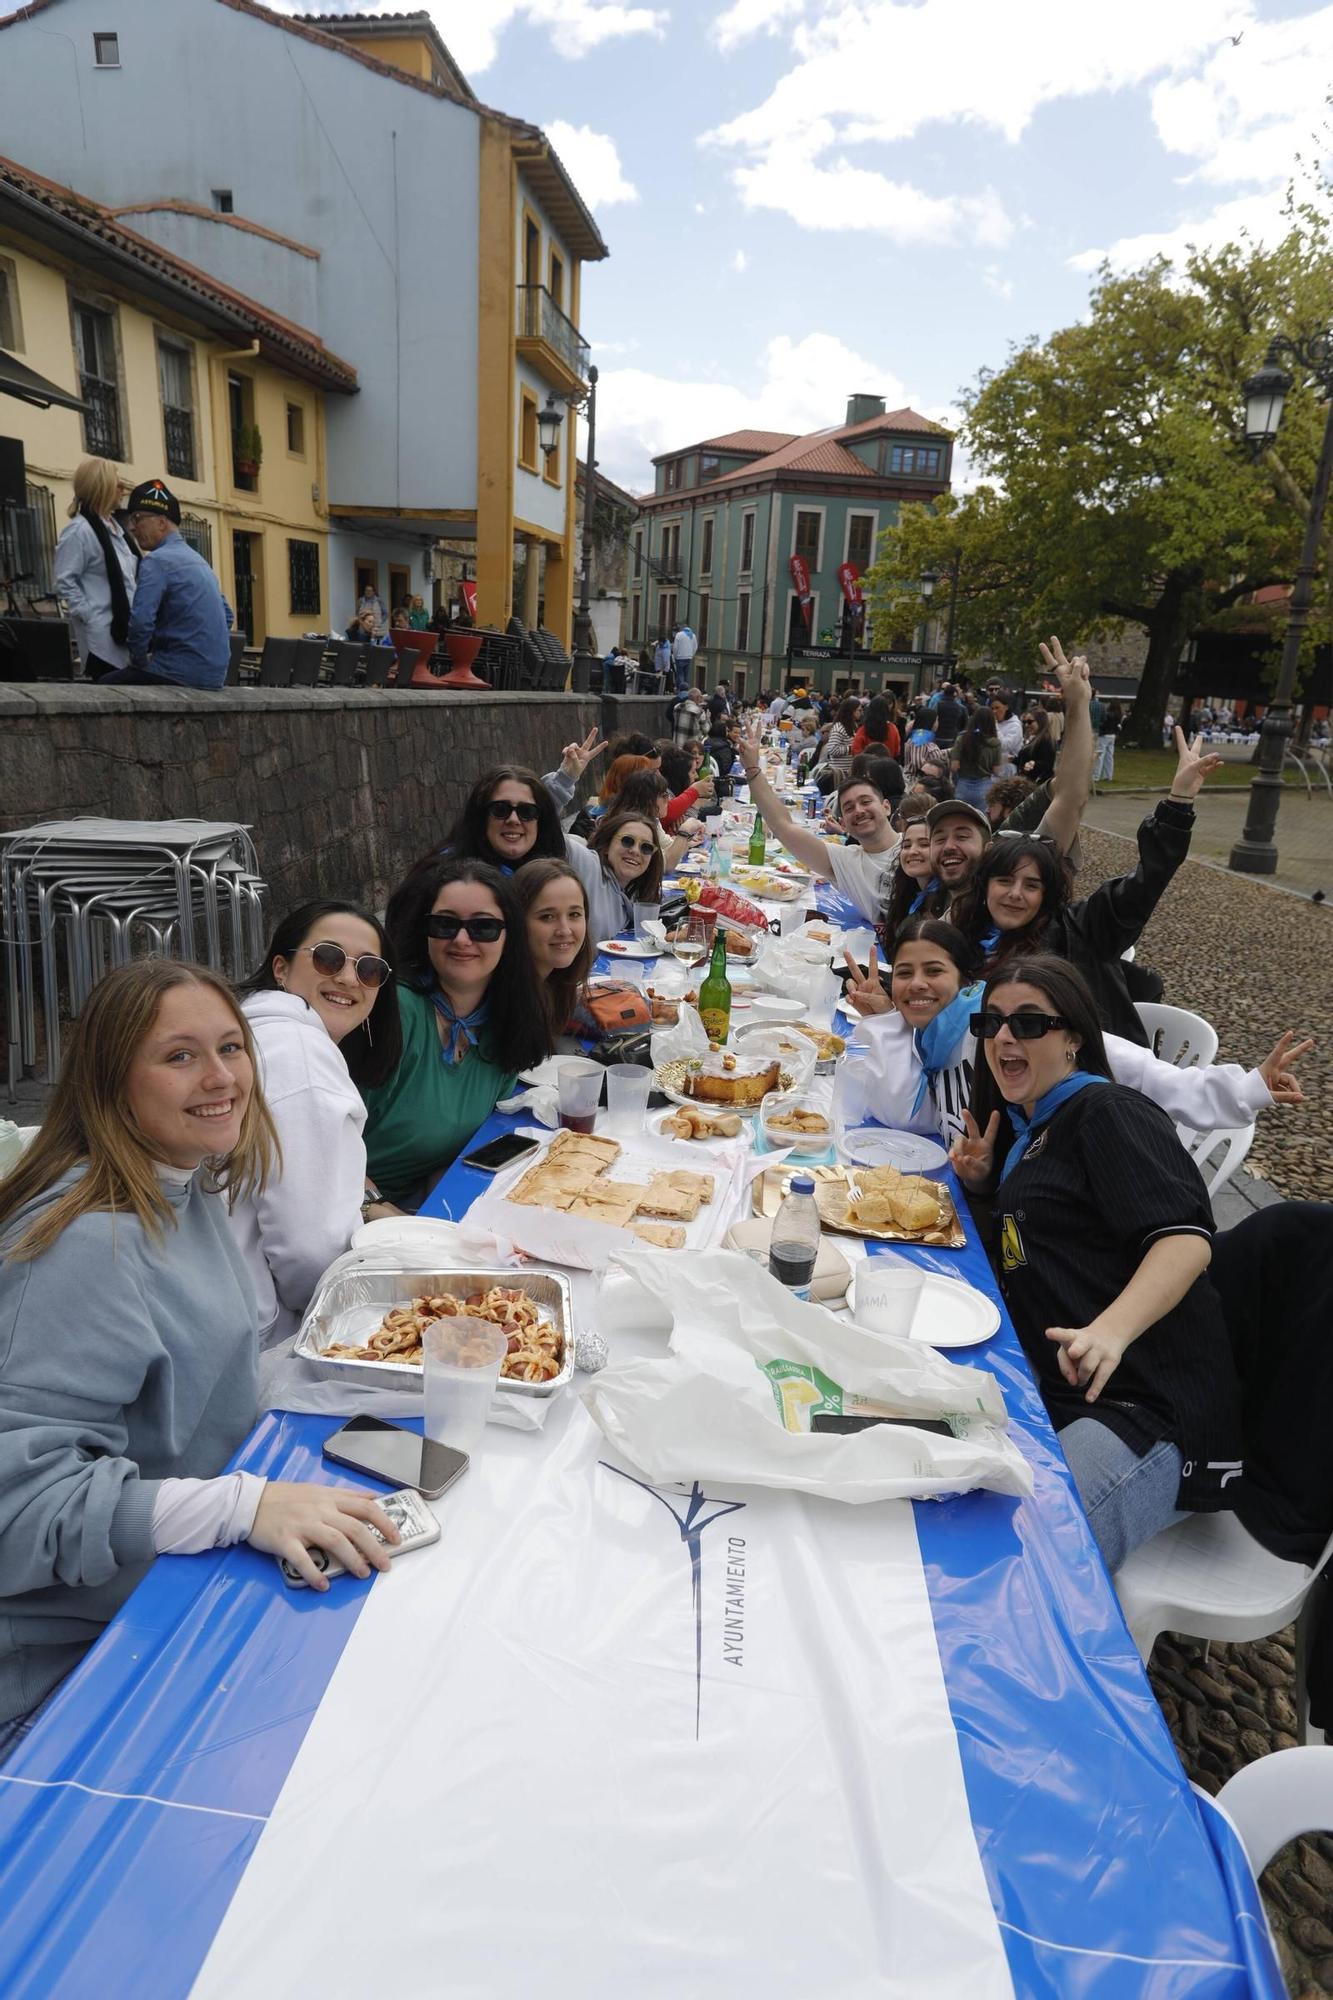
[1229,336,1333,875]
[571,365,599,686]
[537,394,564,463]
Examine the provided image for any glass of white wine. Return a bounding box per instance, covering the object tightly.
[671,912,710,975]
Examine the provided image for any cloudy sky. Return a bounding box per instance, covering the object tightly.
[328,1,1333,492]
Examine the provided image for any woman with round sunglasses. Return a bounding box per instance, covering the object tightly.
[232,902,401,1347]
[842,918,1306,1155]
[366,860,548,1211]
[948,957,1247,1569]
[563,808,666,946]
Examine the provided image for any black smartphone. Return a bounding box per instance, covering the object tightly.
[323,1415,470,1498]
[461,1132,541,1175]
[811,1412,955,1438]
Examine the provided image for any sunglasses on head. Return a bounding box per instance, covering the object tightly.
[298,941,392,988]
[616,835,656,857]
[971,1009,1070,1041]
[426,914,506,943]
[487,800,539,824]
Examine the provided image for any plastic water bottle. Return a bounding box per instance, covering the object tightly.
[769,1174,820,1300]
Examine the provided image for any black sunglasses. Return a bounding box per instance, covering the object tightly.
[299,941,392,989]
[487,800,539,824]
[971,1009,1070,1041]
[616,835,656,857]
[426,914,506,943]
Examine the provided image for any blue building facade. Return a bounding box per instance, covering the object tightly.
[631,396,952,700]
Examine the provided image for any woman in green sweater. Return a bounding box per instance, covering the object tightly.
[365,859,550,1211]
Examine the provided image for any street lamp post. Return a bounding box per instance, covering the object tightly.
[1229,336,1333,875]
[571,364,599,688]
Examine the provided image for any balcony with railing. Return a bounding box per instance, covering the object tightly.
[79,377,123,460]
[163,405,196,482]
[515,284,589,393]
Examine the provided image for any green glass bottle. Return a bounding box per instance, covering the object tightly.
[698,931,732,1045]
[747,813,767,868]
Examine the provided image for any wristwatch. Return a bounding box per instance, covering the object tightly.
[361,1183,382,1220]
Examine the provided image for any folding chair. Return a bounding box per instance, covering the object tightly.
[327,642,367,688]
[362,645,395,688]
[1134,1001,1219,1069]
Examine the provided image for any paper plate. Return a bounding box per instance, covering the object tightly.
[596,938,660,959]
[841,1127,949,1173]
[843,1272,1000,1348]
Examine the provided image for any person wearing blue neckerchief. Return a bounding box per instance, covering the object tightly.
[363,860,549,1212]
[949,956,1245,1571]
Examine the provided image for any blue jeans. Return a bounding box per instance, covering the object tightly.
[954,776,993,811]
[674,662,691,696]
[1058,1418,1187,1572]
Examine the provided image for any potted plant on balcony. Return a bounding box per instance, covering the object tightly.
[233,422,263,479]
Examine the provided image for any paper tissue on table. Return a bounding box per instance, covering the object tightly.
[581,1246,1032,1504]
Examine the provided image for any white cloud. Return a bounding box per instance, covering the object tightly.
[703,0,1254,243]
[594,331,913,492]
[981,265,1013,301]
[1070,188,1287,273]
[731,248,747,273]
[545,121,639,208]
[711,0,804,54]
[295,0,668,77]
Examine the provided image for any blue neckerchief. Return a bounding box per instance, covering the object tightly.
[910,982,983,1117]
[999,1071,1109,1182]
[428,987,490,1063]
[909,876,939,915]
[977,923,1001,961]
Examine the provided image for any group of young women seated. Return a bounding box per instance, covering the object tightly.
[0,707,1323,1751]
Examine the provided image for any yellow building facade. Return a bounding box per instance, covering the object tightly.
[0,154,357,650]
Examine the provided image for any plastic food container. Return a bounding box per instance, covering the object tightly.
[294,1268,575,1397]
[760,1090,836,1156]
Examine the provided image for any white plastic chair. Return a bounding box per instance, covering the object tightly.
[1114,1513,1333,1740]
[1213,1748,1333,1875]
[1181,1123,1255,1198]
[1135,1001,1219,1069]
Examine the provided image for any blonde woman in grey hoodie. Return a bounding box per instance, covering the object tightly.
[232,902,400,1346]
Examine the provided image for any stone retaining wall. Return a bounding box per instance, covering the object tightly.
[0,685,673,916]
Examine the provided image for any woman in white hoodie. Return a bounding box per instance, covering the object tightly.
[231,902,401,1346]
[841,917,1308,1150]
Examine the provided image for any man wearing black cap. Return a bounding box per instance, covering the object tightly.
[98,480,232,688]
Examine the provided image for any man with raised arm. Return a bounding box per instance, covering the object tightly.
[736,720,900,922]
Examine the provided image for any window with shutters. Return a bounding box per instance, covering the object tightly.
[72,300,124,459]
[739,509,755,575]
[288,538,321,616]
[699,516,715,577]
[846,513,875,572]
[736,589,751,651]
[794,510,821,570]
[156,335,197,481]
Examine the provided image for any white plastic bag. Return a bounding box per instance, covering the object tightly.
[582,1246,1032,1504]
[650,999,709,1071]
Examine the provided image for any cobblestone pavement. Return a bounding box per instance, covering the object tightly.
[1087,785,1332,905]
[1077,823,1332,1996]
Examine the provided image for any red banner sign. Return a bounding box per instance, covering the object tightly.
[788,554,811,604]
[836,561,863,606]
[458,578,477,621]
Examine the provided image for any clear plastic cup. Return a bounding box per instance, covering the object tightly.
[556,1058,603,1133]
[852,1252,926,1340]
[605,1062,651,1134]
[422,1315,509,1453]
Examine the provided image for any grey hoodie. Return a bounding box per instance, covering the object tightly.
[0,1167,259,1721]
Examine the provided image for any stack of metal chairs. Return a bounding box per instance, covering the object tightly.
[3,818,268,1098]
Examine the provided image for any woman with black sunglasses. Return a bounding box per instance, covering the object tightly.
[233,901,401,1346]
[950,956,1246,1569]
[564,809,666,944]
[365,860,548,1211]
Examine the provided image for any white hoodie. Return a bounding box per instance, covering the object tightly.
[230,991,367,1345]
[845,1003,1273,1151]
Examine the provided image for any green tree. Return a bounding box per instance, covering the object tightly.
[866,226,1333,748]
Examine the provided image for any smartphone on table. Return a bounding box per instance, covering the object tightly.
[461,1132,541,1175]
[323,1414,470,1498]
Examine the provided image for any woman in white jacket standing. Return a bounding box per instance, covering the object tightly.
[841,917,1308,1150]
[231,902,401,1346]
[52,457,138,677]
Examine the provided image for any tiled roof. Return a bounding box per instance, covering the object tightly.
[837,405,950,438]
[0,153,358,391]
[697,428,800,454]
[0,0,608,260]
[706,431,875,488]
[293,8,476,105]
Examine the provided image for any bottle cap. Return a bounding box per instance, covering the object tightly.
[789,1174,815,1195]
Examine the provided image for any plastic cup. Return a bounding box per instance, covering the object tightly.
[557,1057,603,1133]
[852,1253,926,1340]
[422,1315,508,1453]
[605,1062,651,1134]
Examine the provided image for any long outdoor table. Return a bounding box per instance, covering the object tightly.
[0,883,1283,1997]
